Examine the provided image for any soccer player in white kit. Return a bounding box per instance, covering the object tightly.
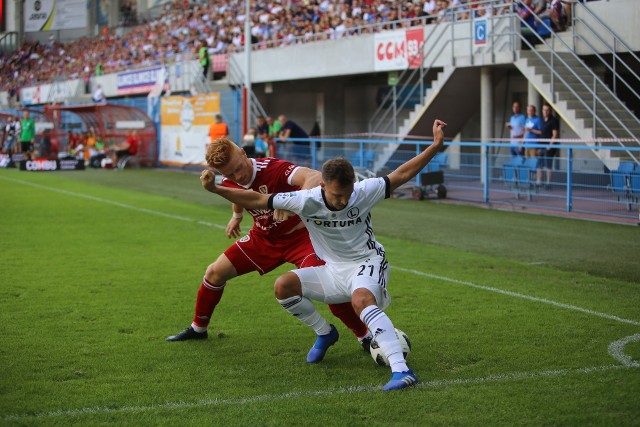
[200,119,446,391]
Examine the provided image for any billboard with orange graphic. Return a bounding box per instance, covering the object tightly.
[160,94,220,166]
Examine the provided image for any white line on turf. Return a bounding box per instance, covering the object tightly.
[0,175,225,230]
[608,334,640,367]
[395,267,640,327]
[1,364,632,421]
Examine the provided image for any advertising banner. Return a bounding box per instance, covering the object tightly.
[159,94,221,166]
[19,159,85,171]
[117,67,168,96]
[20,80,81,105]
[24,0,87,32]
[374,28,424,71]
[20,85,47,105]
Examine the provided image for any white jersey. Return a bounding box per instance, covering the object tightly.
[269,176,390,264]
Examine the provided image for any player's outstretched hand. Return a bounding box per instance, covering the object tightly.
[200,169,217,193]
[273,209,293,221]
[226,217,242,239]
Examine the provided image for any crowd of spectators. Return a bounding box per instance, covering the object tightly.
[0,0,602,97]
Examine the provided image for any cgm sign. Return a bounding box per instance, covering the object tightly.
[377,39,406,62]
[374,28,424,71]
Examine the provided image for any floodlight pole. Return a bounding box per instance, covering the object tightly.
[244,0,252,136]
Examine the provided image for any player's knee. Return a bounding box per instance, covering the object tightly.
[274,273,301,299]
[351,288,377,313]
[204,263,221,284]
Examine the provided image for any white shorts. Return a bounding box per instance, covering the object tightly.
[292,255,391,310]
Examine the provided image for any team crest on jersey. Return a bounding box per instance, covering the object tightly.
[347,207,360,219]
[239,235,250,243]
[259,185,268,194]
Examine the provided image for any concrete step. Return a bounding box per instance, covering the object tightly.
[555,90,621,105]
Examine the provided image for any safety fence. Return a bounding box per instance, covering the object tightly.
[278,138,640,222]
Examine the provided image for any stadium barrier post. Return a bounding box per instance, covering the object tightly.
[566,147,573,212]
[311,140,317,170]
[483,142,490,203]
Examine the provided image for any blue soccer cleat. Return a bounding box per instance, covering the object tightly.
[306,324,339,363]
[382,369,418,391]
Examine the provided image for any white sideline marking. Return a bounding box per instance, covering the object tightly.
[2,364,632,421]
[396,267,640,327]
[0,175,224,230]
[608,334,640,367]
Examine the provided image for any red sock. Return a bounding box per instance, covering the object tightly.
[328,302,369,338]
[192,278,225,329]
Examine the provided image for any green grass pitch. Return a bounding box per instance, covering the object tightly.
[1,168,639,426]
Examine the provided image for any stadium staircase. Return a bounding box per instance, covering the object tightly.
[513,1,640,169]
[368,0,640,172]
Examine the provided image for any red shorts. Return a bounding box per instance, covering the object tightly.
[224,226,324,276]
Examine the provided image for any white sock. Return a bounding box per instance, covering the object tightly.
[278,296,332,335]
[191,323,207,333]
[360,305,408,372]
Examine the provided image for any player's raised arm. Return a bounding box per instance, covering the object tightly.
[387,119,446,192]
[200,169,271,210]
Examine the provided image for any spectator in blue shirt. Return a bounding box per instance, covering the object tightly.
[523,104,542,157]
[506,101,526,157]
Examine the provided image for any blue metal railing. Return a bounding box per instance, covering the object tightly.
[280,137,640,221]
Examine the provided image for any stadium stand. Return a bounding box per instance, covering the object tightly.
[2,0,595,95]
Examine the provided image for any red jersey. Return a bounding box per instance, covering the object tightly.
[221,158,302,238]
[126,135,139,155]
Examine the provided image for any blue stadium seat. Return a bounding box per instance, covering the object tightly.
[503,157,520,184]
[630,171,640,203]
[426,152,448,173]
[618,161,636,173]
[434,152,448,169]
[610,170,627,195]
[365,150,376,170]
[516,157,539,200]
[609,161,639,210]
[348,151,361,167]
